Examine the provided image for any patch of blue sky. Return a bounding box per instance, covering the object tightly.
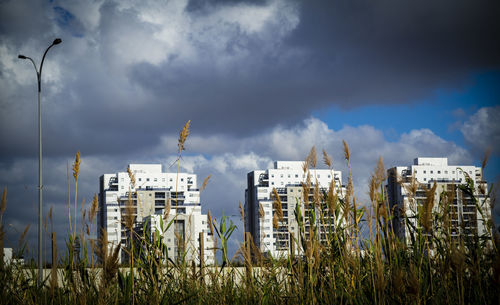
[314,70,500,146]
[53,6,84,38]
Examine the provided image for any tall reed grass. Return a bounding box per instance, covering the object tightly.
[0,122,498,304]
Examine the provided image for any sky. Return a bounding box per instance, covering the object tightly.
[0,0,499,261]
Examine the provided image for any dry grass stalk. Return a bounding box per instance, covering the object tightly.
[72,151,81,180]
[72,151,81,238]
[239,201,245,223]
[178,120,191,153]
[327,180,337,214]
[258,203,265,219]
[89,193,98,224]
[127,166,136,188]
[273,213,279,230]
[481,148,491,172]
[369,175,377,204]
[272,188,284,221]
[124,191,135,231]
[374,157,386,184]
[342,140,350,161]
[302,172,311,208]
[200,175,211,193]
[313,181,320,208]
[67,162,72,238]
[164,198,171,221]
[95,229,120,295]
[322,149,333,168]
[422,182,437,232]
[308,146,317,168]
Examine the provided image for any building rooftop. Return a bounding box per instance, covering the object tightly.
[273,161,305,170]
[413,158,448,166]
[128,164,162,174]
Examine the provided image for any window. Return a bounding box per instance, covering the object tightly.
[290,189,293,192]
[181,178,184,182]
[280,174,283,178]
[328,175,331,178]
[146,178,150,181]
[452,171,455,174]
[121,186,124,189]
[271,182,274,185]
[444,171,448,174]
[120,178,124,182]
[437,171,441,174]
[138,178,142,181]
[162,178,165,182]
[154,178,157,182]
[170,178,173,182]
[271,174,274,178]
[317,174,320,178]
[288,174,291,178]
[295,174,298,178]
[423,170,426,174]
[423,178,427,181]
[430,171,433,174]
[414,170,417,174]
[281,182,284,185]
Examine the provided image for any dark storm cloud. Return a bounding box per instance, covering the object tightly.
[2,0,499,159]
[126,0,500,137]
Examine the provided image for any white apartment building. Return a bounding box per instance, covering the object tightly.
[245,161,344,258]
[98,164,214,264]
[386,158,489,243]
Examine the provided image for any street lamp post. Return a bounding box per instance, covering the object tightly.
[18,38,62,284]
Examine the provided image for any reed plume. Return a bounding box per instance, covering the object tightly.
[322,149,333,169]
[239,201,245,223]
[178,120,191,153]
[342,140,350,161]
[72,151,81,239]
[273,213,279,230]
[481,148,491,173]
[127,166,136,188]
[272,188,284,221]
[259,203,265,219]
[302,172,311,208]
[327,180,337,215]
[307,146,317,168]
[164,198,171,221]
[200,175,211,193]
[124,191,135,231]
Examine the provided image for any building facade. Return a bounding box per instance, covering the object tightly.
[386,158,489,243]
[98,164,214,264]
[245,161,344,258]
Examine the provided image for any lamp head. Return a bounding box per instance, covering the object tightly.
[53,38,62,45]
[18,55,27,59]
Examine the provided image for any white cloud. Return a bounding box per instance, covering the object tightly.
[460,106,500,156]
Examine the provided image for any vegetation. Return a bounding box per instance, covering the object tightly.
[0,122,498,304]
